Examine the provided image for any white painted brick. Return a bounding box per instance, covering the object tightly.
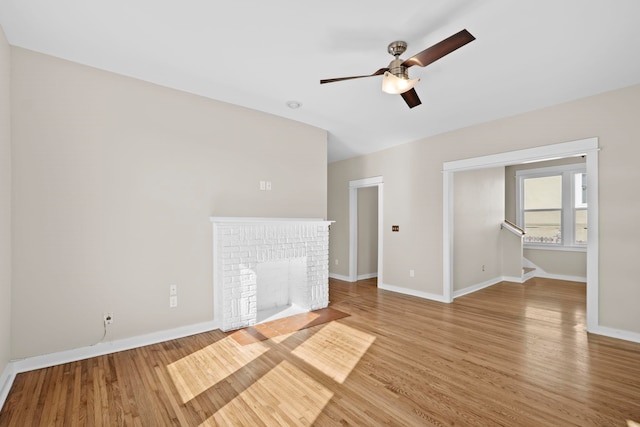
[214,219,332,332]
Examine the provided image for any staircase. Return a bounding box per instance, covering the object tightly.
[502,220,540,283]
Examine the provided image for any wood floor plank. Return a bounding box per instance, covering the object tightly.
[1,277,640,426]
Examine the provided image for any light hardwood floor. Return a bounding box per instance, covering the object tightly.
[1,277,639,426]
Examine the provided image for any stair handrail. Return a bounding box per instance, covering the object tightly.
[501,219,525,236]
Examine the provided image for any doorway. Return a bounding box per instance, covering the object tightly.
[348,176,384,284]
[356,186,379,280]
[442,137,599,331]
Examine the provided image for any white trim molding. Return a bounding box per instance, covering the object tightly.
[535,272,586,283]
[0,363,15,410]
[329,273,351,282]
[502,275,525,283]
[453,277,504,298]
[378,282,450,303]
[589,326,640,344]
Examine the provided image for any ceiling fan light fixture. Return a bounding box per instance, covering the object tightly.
[381,71,420,95]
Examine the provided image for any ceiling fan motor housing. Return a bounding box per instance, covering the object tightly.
[388,58,409,79]
[387,41,409,79]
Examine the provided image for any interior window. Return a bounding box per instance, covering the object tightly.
[517,165,587,248]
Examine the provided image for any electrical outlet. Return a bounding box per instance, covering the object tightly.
[482,265,486,272]
[170,296,178,308]
[170,284,177,296]
[335,259,339,265]
[103,312,113,325]
[409,269,415,277]
[266,181,272,191]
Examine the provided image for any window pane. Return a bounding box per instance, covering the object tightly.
[524,175,562,209]
[575,172,587,207]
[575,209,587,244]
[524,210,562,244]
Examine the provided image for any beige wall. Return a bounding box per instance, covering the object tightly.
[10,48,327,358]
[328,83,640,335]
[0,27,11,375]
[505,158,587,277]
[329,143,442,291]
[501,228,523,280]
[357,186,378,277]
[453,168,504,290]
[524,249,587,278]
[327,171,350,277]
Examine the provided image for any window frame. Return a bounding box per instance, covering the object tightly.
[516,163,587,252]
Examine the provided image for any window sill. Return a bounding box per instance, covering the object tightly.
[524,244,587,253]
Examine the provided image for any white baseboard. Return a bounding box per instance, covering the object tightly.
[502,275,525,283]
[588,325,640,344]
[378,282,450,303]
[534,271,586,283]
[0,362,15,412]
[9,319,219,375]
[329,273,352,282]
[0,319,218,410]
[453,277,503,298]
[357,273,378,280]
[522,256,586,283]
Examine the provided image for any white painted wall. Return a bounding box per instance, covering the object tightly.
[10,48,327,359]
[328,83,640,335]
[0,26,12,381]
[453,168,505,291]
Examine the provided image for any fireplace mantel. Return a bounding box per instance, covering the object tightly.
[210,217,334,331]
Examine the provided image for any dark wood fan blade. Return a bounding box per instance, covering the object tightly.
[320,68,388,84]
[402,29,475,68]
[401,88,422,108]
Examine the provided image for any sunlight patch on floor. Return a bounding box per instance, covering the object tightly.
[200,360,333,427]
[525,306,563,322]
[269,331,297,343]
[167,337,269,403]
[292,321,376,383]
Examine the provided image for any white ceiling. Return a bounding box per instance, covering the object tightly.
[1,1,639,162]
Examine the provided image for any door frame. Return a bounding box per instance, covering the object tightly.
[442,137,599,331]
[349,176,384,284]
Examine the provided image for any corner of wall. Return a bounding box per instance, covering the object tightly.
[0,22,13,410]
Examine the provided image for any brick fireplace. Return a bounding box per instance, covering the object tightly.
[211,217,333,331]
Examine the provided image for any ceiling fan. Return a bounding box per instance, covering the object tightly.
[320,29,475,108]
